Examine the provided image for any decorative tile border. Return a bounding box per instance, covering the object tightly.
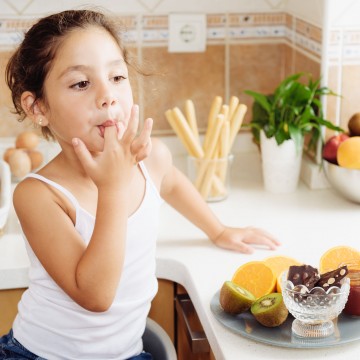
[228,25,285,39]
[229,12,286,26]
[328,29,360,63]
[295,18,322,43]
[0,12,325,60]
[142,15,168,43]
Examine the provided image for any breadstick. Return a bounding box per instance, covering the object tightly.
[203,96,222,152]
[216,120,231,185]
[165,109,194,156]
[220,120,230,158]
[204,114,225,160]
[211,105,229,159]
[195,114,225,190]
[228,96,239,121]
[199,158,217,199]
[210,173,227,198]
[229,104,247,151]
[185,99,200,143]
[220,104,229,122]
[172,107,204,158]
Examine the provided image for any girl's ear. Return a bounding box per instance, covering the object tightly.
[20,91,49,127]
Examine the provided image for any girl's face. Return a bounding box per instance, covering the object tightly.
[41,26,133,152]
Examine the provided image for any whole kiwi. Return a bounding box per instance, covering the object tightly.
[348,113,360,136]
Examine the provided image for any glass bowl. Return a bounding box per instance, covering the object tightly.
[282,273,350,338]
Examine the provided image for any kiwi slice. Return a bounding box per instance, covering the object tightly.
[250,292,288,327]
[219,281,256,314]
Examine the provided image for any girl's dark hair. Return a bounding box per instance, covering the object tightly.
[6,9,129,139]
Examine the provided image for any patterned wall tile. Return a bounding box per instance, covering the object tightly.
[141,45,226,134]
[230,43,286,124]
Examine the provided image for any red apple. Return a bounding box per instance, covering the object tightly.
[322,133,349,164]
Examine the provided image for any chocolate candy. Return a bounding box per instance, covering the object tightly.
[315,265,348,289]
[287,265,320,290]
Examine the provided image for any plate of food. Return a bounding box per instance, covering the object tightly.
[210,289,360,348]
[210,256,360,348]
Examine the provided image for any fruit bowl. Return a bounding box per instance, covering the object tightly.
[323,160,360,203]
[282,274,350,338]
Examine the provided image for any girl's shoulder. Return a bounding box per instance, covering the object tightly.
[144,137,173,188]
[13,162,75,225]
[13,174,60,211]
[14,174,50,204]
[149,137,172,162]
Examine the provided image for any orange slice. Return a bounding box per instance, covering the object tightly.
[276,270,287,293]
[263,255,302,293]
[263,255,302,277]
[319,245,360,273]
[231,261,276,299]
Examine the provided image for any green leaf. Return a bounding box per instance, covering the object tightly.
[315,117,344,132]
[244,90,272,114]
[274,128,289,145]
[288,124,303,154]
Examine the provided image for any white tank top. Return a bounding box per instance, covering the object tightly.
[13,162,163,360]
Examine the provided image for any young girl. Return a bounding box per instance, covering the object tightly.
[1,9,279,360]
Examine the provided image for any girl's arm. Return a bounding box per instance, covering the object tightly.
[14,107,153,312]
[156,140,280,254]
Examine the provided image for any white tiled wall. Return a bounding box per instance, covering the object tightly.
[286,0,324,26]
[0,0,310,16]
[328,0,360,28]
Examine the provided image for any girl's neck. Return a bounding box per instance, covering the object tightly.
[41,143,92,183]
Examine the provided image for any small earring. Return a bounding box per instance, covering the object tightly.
[38,118,43,126]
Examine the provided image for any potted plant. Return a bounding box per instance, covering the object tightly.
[244,72,344,193]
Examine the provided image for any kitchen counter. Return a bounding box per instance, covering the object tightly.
[1,148,360,359]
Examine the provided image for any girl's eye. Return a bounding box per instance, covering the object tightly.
[113,75,126,83]
[71,81,90,90]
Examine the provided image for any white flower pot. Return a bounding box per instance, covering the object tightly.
[260,130,303,193]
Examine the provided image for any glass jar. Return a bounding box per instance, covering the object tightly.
[187,154,233,202]
[343,261,360,316]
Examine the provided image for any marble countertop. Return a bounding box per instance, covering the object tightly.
[1,145,360,359]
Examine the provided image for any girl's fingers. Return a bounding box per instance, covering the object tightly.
[122,105,139,145]
[131,118,153,161]
[72,137,94,171]
[103,124,121,150]
[254,229,281,247]
[232,242,254,254]
[242,229,280,250]
[116,121,126,140]
[134,138,152,163]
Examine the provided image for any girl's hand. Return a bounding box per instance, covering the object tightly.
[72,105,153,189]
[212,226,280,254]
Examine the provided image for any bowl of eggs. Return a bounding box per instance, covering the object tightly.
[3,131,44,182]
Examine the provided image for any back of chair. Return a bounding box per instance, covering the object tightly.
[143,318,177,360]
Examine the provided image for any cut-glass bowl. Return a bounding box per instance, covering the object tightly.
[282,273,350,338]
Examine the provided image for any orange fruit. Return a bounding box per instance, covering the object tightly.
[319,245,360,273]
[263,255,302,277]
[276,270,287,293]
[337,137,360,169]
[263,255,302,293]
[231,261,276,299]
